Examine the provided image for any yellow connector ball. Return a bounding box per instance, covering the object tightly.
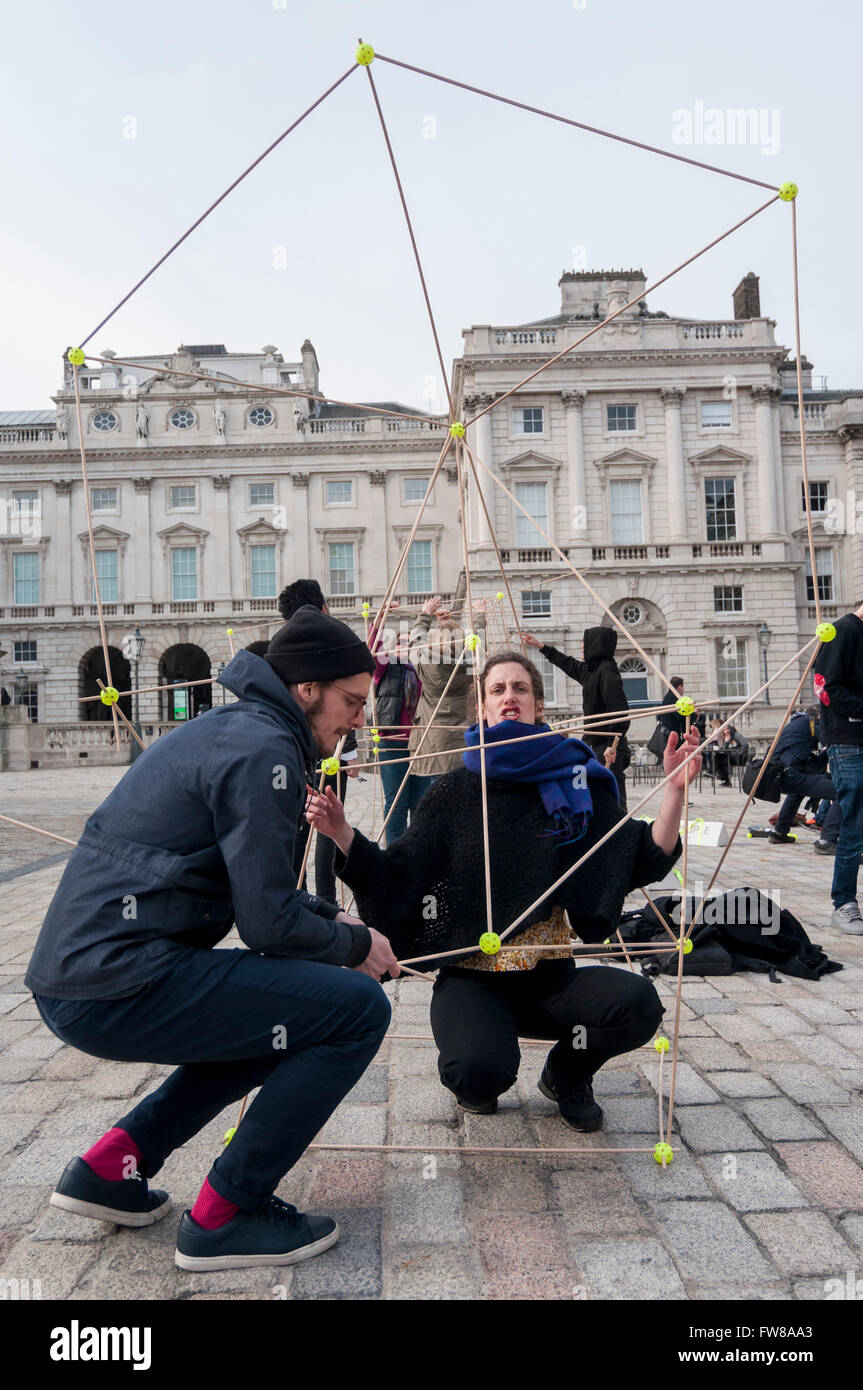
[67,346,86,366]
[464,631,480,651]
[778,181,798,201]
[355,42,375,65]
[99,686,119,706]
[321,757,340,776]
[677,937,693,955]
[225,627,234,636]
[654,1036,670,1054]
[654,1142,674,1165]
[449,421,466,438]
[362,602,370,617]
[816,622,836,643]
[479,931,501,955]
[675,696,695,717]
[223,1126,236,1145]
[496,591,504,600]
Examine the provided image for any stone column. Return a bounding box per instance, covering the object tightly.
[771,393,787,539]
[464,393,495,549]
[132,477,152,604]
[661,388,687,541]
[562,390,587,541]
[368,470,389,595]
[291,473,310,577]
[51,478,72,611]
[840,424,863,603]
[212,475,233,601]
[752,386,782,538]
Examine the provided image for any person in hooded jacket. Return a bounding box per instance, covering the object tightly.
[524,626,631,808]
[24,606,399,1274]
[406,593,487,783]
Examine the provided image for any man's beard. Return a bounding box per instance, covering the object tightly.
[304,694,336,757]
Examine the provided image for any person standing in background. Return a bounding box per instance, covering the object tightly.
[814,601,863,934]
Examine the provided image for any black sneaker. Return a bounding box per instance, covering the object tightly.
[538,1067,603,1132]
[813,839,837,856]
[455,1096,498,1115]
[174,1195,339,1272]
[50,1156,171,1228]
[768,831,796,844]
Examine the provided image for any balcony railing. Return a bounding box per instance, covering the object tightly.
[791,403,828,424]
[681,323,745,340]
[498,548,569,564]
[0,427,56,443]
[494,329,558,346]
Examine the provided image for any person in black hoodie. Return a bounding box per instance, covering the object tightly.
[524,626,631,807]
[813,603,863,933]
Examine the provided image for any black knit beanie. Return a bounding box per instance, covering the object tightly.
[264,604,375,685]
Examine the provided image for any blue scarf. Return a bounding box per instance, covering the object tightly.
[463,720,619,845]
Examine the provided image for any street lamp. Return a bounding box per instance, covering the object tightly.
[128,625,145,762]
[216,660,227,705]
[757,620,773,706]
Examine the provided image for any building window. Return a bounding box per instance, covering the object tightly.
[91,487,117,511]
[250,544,277,598]
[521,590,551,619]
[714,585,743,613]
[12,490,39,521]
[248,407,274,428]
[610,479,643,544]
[716,637,748,699]
[537,652,556,705]
[13,552,39,605]
[249,482,275,508]
[91,410,118,432]
[170,408,196,430]
[15,680,38,723]
[169,485,197,510]
[514,481,549,547]
[801,480,829,514]
[13,641,37,662]
[406,540,433,594]
[92,549,118,603]
[621,602,644,627]
[619,657,649,704]
[607,404,637,432]
[404,477,429,503]
[326,480,354,506]
[806,548,834,602]
[328,542,355,595]
[171,547,198,601]
[701,401,732,430]
[705,477,736,541]
[512,406,544,434]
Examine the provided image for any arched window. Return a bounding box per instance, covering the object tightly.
[619,657,649,706]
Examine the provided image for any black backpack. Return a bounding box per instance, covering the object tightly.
[741,756,783,803]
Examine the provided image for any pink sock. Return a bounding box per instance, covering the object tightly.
[190,1177,240,1230]
[82,1127,145,1182]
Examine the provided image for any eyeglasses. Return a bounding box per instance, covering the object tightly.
[324,682,368,716]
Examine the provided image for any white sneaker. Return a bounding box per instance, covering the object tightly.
[830,901,863,934]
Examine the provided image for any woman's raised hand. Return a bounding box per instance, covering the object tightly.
[522,633,543,649]
[663,726,703,789]
[305,784,347,841]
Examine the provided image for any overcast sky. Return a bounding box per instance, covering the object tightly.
[2,0,858,413]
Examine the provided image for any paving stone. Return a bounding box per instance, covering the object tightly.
[384,1172,469,1245]
[388,1123,462,1171]
[0,1237,98,1299]
[774,1141,863,1211]
[9,1034,65,1059]
[30,1205,113,1242]
[0,1132,96,1185]
[0,1184,53,1226]
[679,1040,749,1070]
[826,1025,863,1055]
[314,1104,387,1149]
[618,1135,711,1198]
[392,1075,456,1123]
[0,1054,44,1083]
[742,1099,825,1142]
[552,1169,652,1235]
[35,1050,99,1080]
[573,1238,686,1300]
[747,1006,816,1039]
[687,997,738,1015]
[462,1108,535,1148]
[811,1105,863,1163]
[791,1276,857,1300]
[40,1100,129,1139]
[654,1200,779,1282]
[744,1211,857,1276]
[763,1064,851,1105]
[473,1211,575,1299]
[838,1215,863,1250]
[639,1060,719,1105]
[740,1040,807,1064]
[676,1106,765,1153]
[709,1013,776,1043]
[389,1242,485,1299]
[0,1081,71,1114]
[79,1062,156,1098]
[699,1152,809,1212]
[790,999,857,1026]
[591,1069,646,1098]
[306,1156,384,1209]
[464,1157,550,1213]
[0,1112,41,1156]
[345,1064,389,1105]
[706,1071,779,1099]
[599,1097,667,1133]
[690,1282,793,1299]
[529,1120,617,1169]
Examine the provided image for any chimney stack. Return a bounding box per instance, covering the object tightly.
[733,272,761,320]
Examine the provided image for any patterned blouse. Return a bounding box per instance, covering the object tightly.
[458,904,573,973]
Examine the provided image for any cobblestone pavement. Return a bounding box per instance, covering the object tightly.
[1,764,862,1300]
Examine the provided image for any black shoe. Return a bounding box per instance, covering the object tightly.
[813,839,837,856]
[768,831,796,844]
[538,1067,603,1132]
[175,1195,339,1272]
[50,1156,171,1228]
[719,780,732,787]
[455,1095,498,1115]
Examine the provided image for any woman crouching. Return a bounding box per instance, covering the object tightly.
[307,651,701,1131]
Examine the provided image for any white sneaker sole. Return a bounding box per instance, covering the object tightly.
[50,1190,173,1227]
[174,1221,340,1272]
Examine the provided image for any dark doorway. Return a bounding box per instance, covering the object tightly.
[159,644,212,720]
[79,646,132,722]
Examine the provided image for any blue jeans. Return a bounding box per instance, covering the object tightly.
[33,946,390,1210]
[827,744,863,908]
[378,738,432,846]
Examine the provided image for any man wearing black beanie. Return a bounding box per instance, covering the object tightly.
[25,605,399,1274]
